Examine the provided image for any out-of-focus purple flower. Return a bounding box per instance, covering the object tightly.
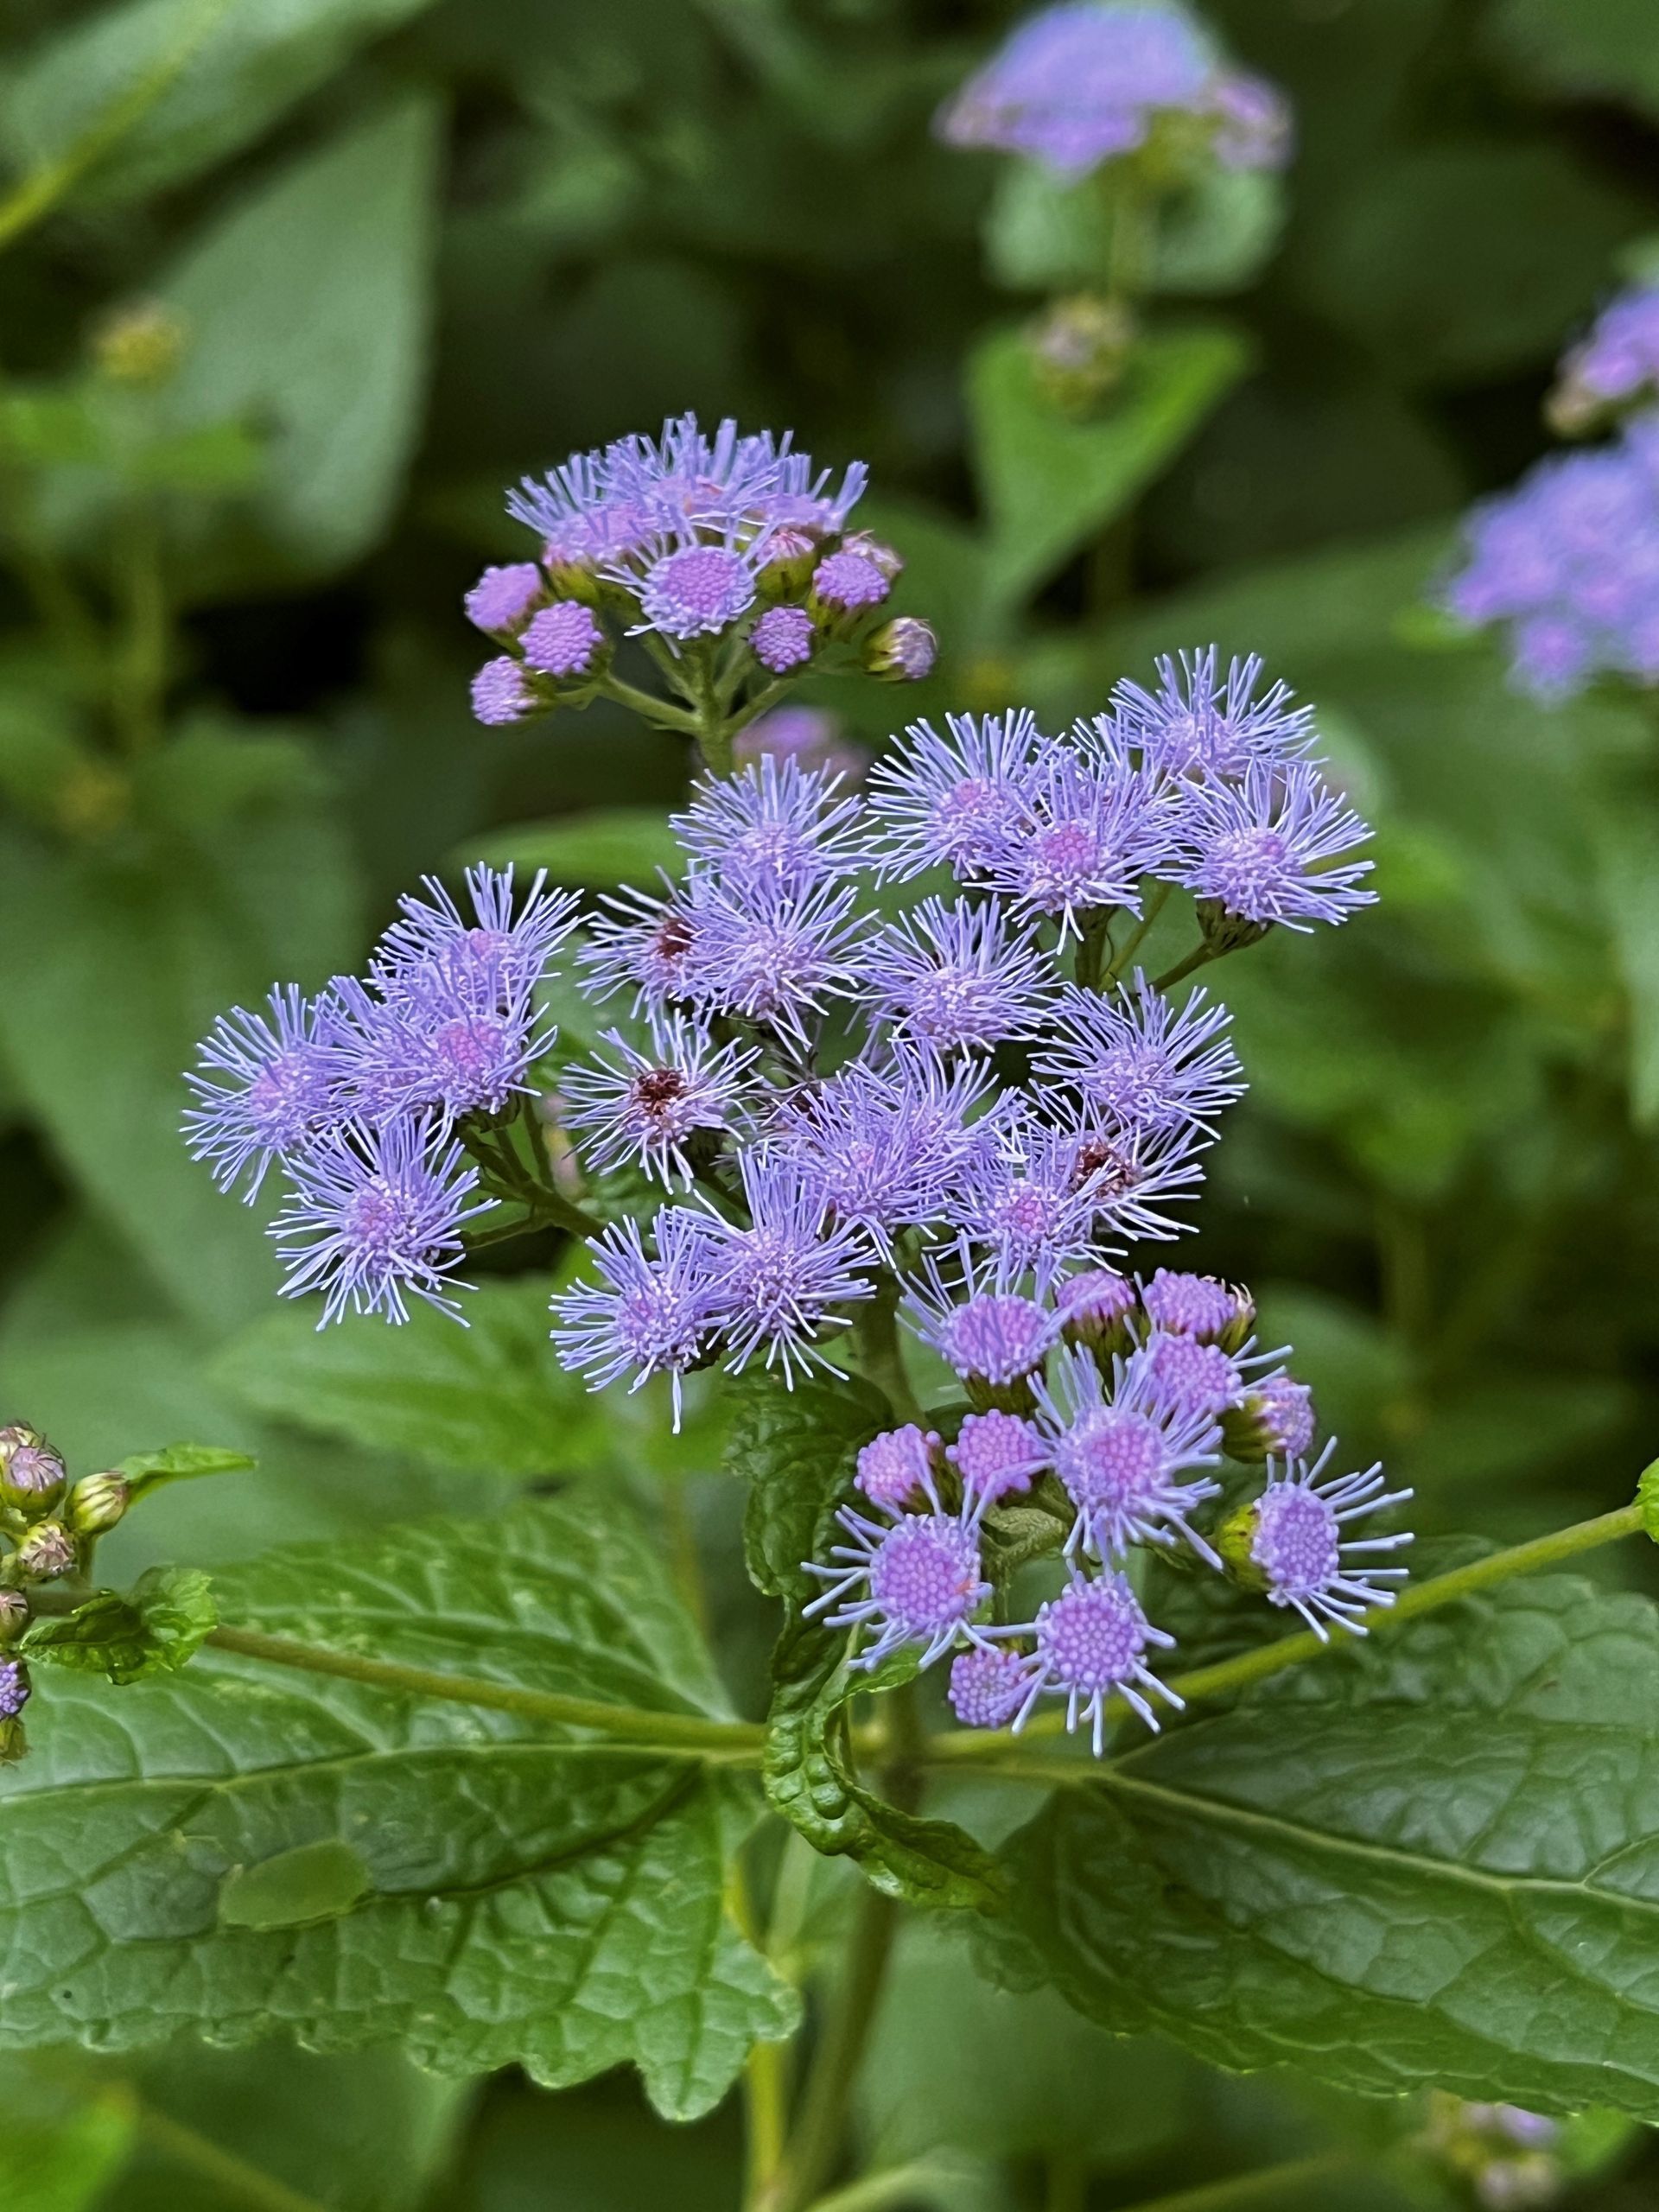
[472,657,536,727]
[1007,1570,1181,1750]
[271,1115,491,1326]
[750,605,817,674]
[521,601,606,678]
[686,876,866,1043]
[1034,972,1243,1135]
[734,703,868,785]
[1112,647,1317,779]
[374,864,580,1004]
[805,1494,990,1669]
[1207,71,1292,170]
[867,709,1047,881]
[465,563,544,635]
[1249,1443,1413,1638]
[949,1408,1051,1511]
[1444,422,1659,700]
[561,1014,757,1184]
[551,1208,721,1429]
[949,1643,1029,1729]
[866,617,938,683]
[813,549,891,613]
[1174,759,1376,930]
[697,1151,875,1381]
[1034,1342,1221,1561]
[938,3,1213,178]
[1553,285,1659,429]
[671,757,868,895]
[857,1424,941,1510]
[183,985,345,1200]
[982,732,1170,941]
[904,1241,1058,1390]
[631,537,760,644]
[1141,1267,1252,1346]
[869,896,1053,1056]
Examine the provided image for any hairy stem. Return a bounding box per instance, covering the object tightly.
[205,1624,765,1759]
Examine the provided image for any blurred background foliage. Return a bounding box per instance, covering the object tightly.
[5,0,1659,2205]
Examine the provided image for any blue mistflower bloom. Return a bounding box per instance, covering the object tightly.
[804,1490,990,1670]
[628,536,763,645]
[867,709,1046,882]
[1249,1445,1414,1638]
[1173,758,1376,931]
[780,1054,1001,1251]
[373,865,580,1004]
[684,874,867,1045]
[1007,1571,1182,1750]
[561,1014,757,1186]
[1034,970,1243,1135]
[1140,1267,1252,1345]
[696,1152,877,1381]
[578,874,708,1014]
[1553,285,1659,429]
[332,969,553,1126]
[903,1239,1058,1389]
[869,896,1054,1057]
[949,1643,1030,1730]
[1111,646,1318,780]
[856,1424,942,1510]
[270,1115,493,1326]
[183,984,348,1201]
[982,731,1171,941]
[671,757,868,896]
[551,1209,723,1430]
[1034,1342,1223,1562]
[949,1408,1051,1513]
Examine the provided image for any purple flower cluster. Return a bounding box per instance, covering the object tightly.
[938,2,1291,181]
[464,414,935,729]
[1445,418,1659,701]
[184,866,578,1324]
[1550,283,1659,433]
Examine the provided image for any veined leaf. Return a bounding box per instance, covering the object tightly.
[994,1571,1659,2120]
[20,1567,217,1684]
[0,1495,797,2119]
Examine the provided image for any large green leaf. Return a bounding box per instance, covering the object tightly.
[0,0,443,209]
[0,725,360,1331]
[969,321,1251,608]
[0,1495,797,2119]
[994,1571,1659,2120]
[460,808,683,889]
[1488,0,1659,121]
[159,96,440,583]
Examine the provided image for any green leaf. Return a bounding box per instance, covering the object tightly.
[0,0,443,210]
[1488,0,1659,121]
[158,96,441,584]
[993,1571,1659,2121]
[118,1442,256,1498]
[0,723,361,1330]
[20,1568,216,1685]
[727,1366,887,1605]
[212,1274,607,1476]
[1638,1462,1659,1545]
[0,1494,797,2119]
[460,808,683,888]
[969,321,1251,607]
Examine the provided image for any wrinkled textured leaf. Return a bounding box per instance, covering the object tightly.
[969,321,1251,606]
[159,97,440,582]
[21,1568,217,1685]
[728,1366,887,1605]
[213,1274,604,1475]
[0,1496,797,2118]
[0,0,442,208]
[993,1572,1659,2120]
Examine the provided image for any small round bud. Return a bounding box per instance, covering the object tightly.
[464,563,546,637]
[0,1426,67,1516]
[836,531,904,583]
[1141,1269,1255,1353]
[0,1590,28,1644]
[521,601,607,679]
[1057,1268,1137,1357]
[470,655,538,728]
[864,617,938,683]
[855,1425,941,1511]
[1028,293,1136,415]
[750,604,816,674]
[67,1471,131,1537]
[1212,1500,1270,1591]
[1221,1372,1316,1463]
[16,1520,78,1581]
[811,548,891,616]
[92,300,188,386]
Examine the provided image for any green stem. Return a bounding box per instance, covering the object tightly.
[1073,910,1114,993]
[596,673,702,738]
[1099,2151,1355,2212]
[1151,941,1218,992]
[931,1496,1649,1764]
[133,2101,335,2212]
[205,1624,765,1761]
[774,1883,899,2212]
[1104,880,1172,985]
[855,1281,926,1427]
[798,2159,978,2212]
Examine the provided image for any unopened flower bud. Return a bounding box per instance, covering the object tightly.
[67,1471,131,1537]
[1028,293,1137,415]
[93,299,188,386]
[755,526,821,596]
[0,1657,28,1763]
[1196,897,1273,957]
[1141,1268,1254,1353]
[1221,1372,1315,1463]
[751,604,817,674]
[464,563,546,638]
[16,1520,78,1581]
[1212,1500,1271,1591]
[0,1426,67,1516]
[470,655,539,728]
[837,531,904,582]
[522,601,608,682]
[0,1590,27,1644]
[864,617,938,683]
[1056,1268,1137,1357]
[810,548,891,619]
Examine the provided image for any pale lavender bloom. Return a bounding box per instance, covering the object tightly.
[938,3,1212,178]
[465,563,544,635]
[1207,72,1293,170]
[868,897,1053,1056]
[1140,1327,1249,1421]
[1227,1370,1316,1460]
[550,1208,721,1429]
[1008,1571,1181,1750]
[750,605,816,673]
[949,1408,1051,1512]
[867,616,938,683]
[579,875,707,1014]
[1250,1443,1414,1638]
[1140,1268,1250,1344]
[805,1492,989,1669]
[1034,1342,1222,1562]
[630,537,760,643]
[1555,286,1659,420]
[866,709,1047,881]
[813,549,891,612]
[183,985,346,1200]
[521,601,606,677]
[374,865,580,1003]
[982,733,1169,940]
[949,1643,1029,1729]
[778,1056,981,1249]
[1174,759,1376,930]
[333,967,552,1124]
[685,876,865,1044]
[271,1115,491,1326]
[903,1240,1058,1387]
[1075,1118,1211,1244]
[472,656,535,727]
[697,1151,876,1381]
[953,1112,1173,1269]
[0,1658,29,1719]
[1111,647,1317,779]
[1033,972,1243,1134]
[671,758,868,894]
[857,1424,941,1510]
[560,1014,757,1184]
